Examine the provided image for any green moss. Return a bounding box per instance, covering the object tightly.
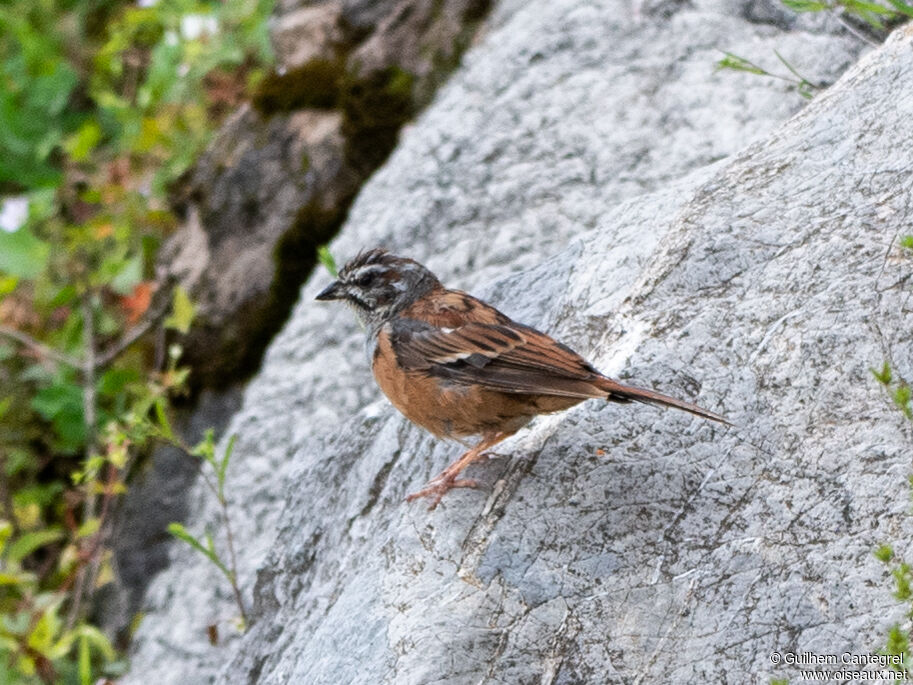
[462,0,492,21]
[300,152,310,174]
[252,58,345,115]
[266,197,354,345]
[340,66,416,173]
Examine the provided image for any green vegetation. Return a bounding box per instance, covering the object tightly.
[782,0,913,31]
[872,236,913,677]
[253,55,417,173]
[0,0,273,680]
[717,0,913,96]
[252,57,344,112]
[716,51,819,99]
[165,430,247,627]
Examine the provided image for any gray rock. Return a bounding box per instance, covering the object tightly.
[123,1,910,683]
[271,3,344,69]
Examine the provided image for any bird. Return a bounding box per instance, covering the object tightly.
[316,248,729,509]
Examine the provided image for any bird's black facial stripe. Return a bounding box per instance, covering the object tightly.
[344,293,372,310]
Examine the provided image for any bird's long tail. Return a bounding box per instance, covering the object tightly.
[595,376,732,425]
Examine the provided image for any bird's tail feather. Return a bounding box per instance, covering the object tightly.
[595,377,732,425]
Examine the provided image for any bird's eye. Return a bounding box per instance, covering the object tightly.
[356,272,375,287]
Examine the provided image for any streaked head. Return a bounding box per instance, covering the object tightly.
[315,249,440,330]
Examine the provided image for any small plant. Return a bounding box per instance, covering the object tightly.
[871,232,913,675]
[874,541,913,674]
[717,0,913,96]
[317,245,339,278]
[716,51,820,99]
[783,0,913,34]
[166,430,248,629]
[873,362,912,421]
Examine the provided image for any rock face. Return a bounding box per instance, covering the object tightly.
[122,1,913,684]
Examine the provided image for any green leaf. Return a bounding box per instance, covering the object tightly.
[715,53,767,76]
[838,0,891,27]
[217,434,237,499]
[0,225,49,279]
[76,517,100,539]
[840,0,897,14]
[900,235,913,250]
[7,528,65,564]
[167,523,211,561]
[0,275,18,296]
[886,0,913,16]
[167,523,230,578]
[63,121,102,162]
[27,599,63,653]
[872,362,892,386]
[0,520,13,557]
[48,284,77,307]
[875,544,894,563]
[317,245,338,277]
[164,285,195,334]
[893,385,912,419]
[72,623,116,661]
[154,397,174,441]
[894,567,913,601]
[781,0,831,9]
[79,633,91,685]
[885,624,909,660]
[192,428,216,461]
[0,571,36,586]
[31,380,86,453]
[97,367,140,397]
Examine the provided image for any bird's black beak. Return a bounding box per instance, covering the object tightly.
[315,281,343,301]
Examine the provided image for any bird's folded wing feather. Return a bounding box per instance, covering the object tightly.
[389,319,607,398]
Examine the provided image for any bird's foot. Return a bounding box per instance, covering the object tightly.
[405,476,482,511]
[479,451,509,460]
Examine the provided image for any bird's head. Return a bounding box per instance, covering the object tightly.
[315,248,440,331]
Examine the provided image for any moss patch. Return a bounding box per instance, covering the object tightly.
[252,58,345,114]
[341,66,416,173]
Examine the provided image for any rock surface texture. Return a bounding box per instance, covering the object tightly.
[123,1,913,683]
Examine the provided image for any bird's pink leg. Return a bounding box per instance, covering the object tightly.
[406,431,514,510]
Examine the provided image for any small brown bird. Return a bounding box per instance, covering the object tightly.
[317,249,728,509]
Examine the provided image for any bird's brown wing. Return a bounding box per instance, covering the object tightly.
[388,318,610,399]
[393,288,730,423]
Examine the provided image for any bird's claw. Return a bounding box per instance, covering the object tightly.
[406,476,482,510]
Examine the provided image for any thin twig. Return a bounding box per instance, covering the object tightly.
[834,11,881,45]
[184,442,248,624]
[773,50,819,92]
[80,295,98,478]
[66,294,100,631]
[2,279,175,372]
[218,494,247,625]
[0,325,82,368]
[79,463,119,616]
